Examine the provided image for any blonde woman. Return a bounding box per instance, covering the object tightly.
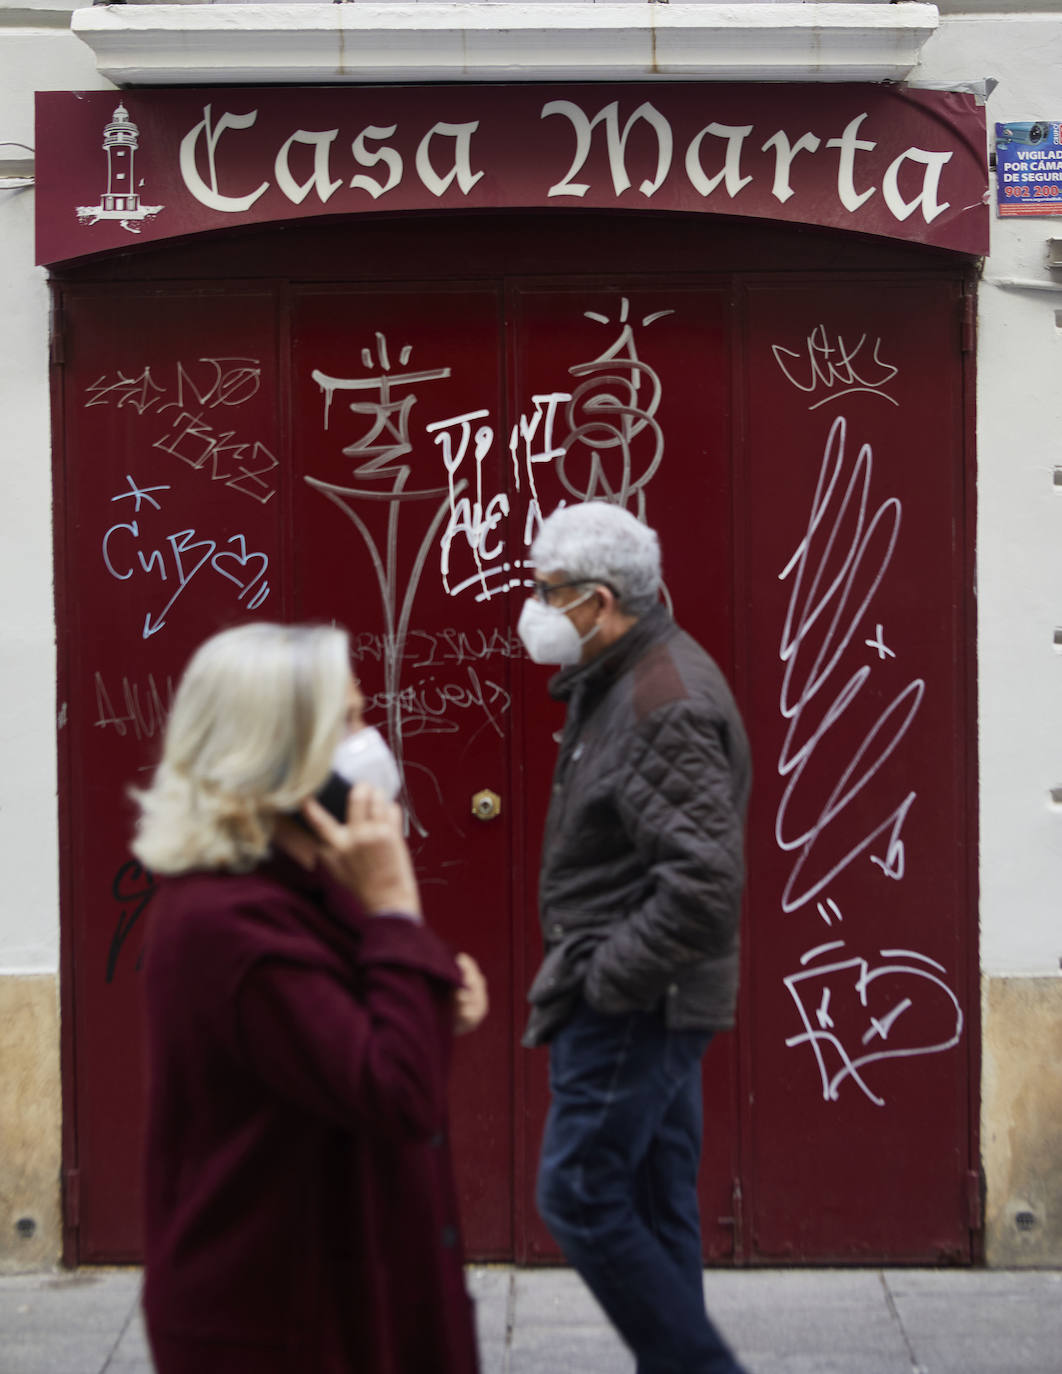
[133,622,487,1374]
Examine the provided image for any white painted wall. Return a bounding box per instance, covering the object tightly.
[0,10,112,973]
[0,5,1060,982]
[919,17,1062,975]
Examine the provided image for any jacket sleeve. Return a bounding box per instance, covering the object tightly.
[236,918,461,1142]
[584,700,745,1012]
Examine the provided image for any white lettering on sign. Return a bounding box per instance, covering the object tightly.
[414,122,484,197]
[350,124,403,199]
[275,128,343,206]
[761,130,822,205]
[179,105,269,214]
[881,146,952,223]
[542,100,673,198]
[180,107,485,211]
[826,114,878,213]
[175,99,957,228]
[546,100,952,225]
[685,122,754,199]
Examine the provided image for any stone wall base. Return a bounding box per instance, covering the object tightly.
[0,974,62,1271]
[982,975,1062,1267]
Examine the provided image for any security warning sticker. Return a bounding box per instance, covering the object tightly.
[996,121,1062,217]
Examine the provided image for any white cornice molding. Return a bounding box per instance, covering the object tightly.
[71,3,939,86]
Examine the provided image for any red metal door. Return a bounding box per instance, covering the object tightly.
[286,279,741,1261]
[55,246,975,1266]
[740,278,975,1261]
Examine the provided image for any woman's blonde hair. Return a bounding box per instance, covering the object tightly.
[131,622,351,874]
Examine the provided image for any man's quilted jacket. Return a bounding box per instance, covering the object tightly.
[523,604,751,1047]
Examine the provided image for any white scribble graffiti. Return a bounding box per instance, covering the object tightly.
[349,626,524,669]
[775,414,924,913]
[771,324,899,411]
[431,393,572,603]
[84,357,276,504]
[776,407,963,1104]
[434,297,672,604]
[559,297,672,517]
[85,357,263,415]
[784,939,963,1106]
[305,332,458,835]
[93,670,175,742]
[304,300,674,834]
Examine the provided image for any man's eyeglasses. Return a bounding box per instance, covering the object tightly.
[531,578,618,605]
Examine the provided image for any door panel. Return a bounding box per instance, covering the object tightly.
[59,288,285,1259]
[506,283,739,1258]
[740,280,972,1261]
[290,285,515,1255]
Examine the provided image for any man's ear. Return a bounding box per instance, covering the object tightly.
[594,583,617,616]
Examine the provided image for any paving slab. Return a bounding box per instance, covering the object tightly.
[510,1267,612,1327]
[0,1269,141,1374]
[507,1269,634,1373]
[0,1268,141,1333]
[704,1269,911,1374]
[884,1269,1062,1374]
[467,1266,512,1374]
[467,1265,512,1347]
[106,1302,153,1371]
[2,1335,118,1374]
[509,1320,633,1374]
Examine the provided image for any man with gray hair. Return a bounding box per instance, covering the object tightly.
[518,501,751,1374]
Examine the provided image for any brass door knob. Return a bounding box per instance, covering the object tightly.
[472,789,502,821]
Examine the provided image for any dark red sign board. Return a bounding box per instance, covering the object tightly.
[36,84,989,265]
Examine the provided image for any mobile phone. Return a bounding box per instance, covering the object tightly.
[299,728,400,830]
[313,771,352,824]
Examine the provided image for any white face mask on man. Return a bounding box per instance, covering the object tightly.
[517,588,601,666]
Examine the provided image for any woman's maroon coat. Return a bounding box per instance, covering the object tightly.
[141,850,478,1374]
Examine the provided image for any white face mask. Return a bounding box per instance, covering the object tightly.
[517,590,600,666]
[330,726,401,801]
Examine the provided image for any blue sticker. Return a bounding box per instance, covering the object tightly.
[996,121,1062,217]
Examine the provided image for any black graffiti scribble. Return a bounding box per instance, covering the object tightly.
[106,859,157,983]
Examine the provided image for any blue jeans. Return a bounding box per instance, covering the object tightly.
[536,998,745,1374]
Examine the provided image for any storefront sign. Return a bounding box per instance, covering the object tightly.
[36,84,989,264]
[995,120,1062,217]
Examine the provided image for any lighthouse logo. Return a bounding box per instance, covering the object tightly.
[76,102,163,234]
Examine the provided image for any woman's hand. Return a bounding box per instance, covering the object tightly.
[453,953,488,1036]
[302,783,422,919]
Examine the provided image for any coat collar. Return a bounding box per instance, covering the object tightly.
[259,843,331,898]
[259,845,368,939]
[548,603,672,703]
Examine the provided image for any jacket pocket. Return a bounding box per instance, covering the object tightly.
[527,925,603,1007]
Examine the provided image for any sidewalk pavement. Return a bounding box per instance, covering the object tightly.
[2,1264,1060,1374]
